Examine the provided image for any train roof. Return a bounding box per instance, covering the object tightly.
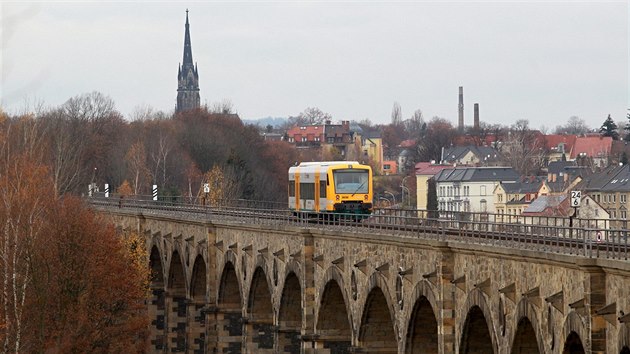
[296,161,360,167]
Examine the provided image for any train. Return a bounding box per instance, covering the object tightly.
[288,161,373,217]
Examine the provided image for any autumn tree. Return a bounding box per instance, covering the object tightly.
[0,115,50,353]
[27,197,149,352]
[202,165,242,205]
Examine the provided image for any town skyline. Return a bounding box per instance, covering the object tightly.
[1,2,628,129]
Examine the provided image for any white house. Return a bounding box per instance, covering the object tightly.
[434,167,519,213]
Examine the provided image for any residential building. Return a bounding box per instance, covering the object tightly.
[538,161,586,196]
[544,134,576,163]
[434,167,519,213]
[522,194,608,230]
[361,131,384,173]
[441,145,501,166]
[382,161,398,175]
[286,125,325,147]
[571,135,613,168]
[582,164,630,228]
[494,176,544,217]
[415,162,453,210]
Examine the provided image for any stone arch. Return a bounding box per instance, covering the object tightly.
[217,250,242,306]
[562,331,585,354]
[315,266,353,352]
[166,250,187,352]
[357,272,398,352]
[246,265,274,351]
[148,245,166,351]
[509,298,543,354]
[190,255,207,301]
[216,255,243,353]
[404,280,440,353]
[188,255,207,353]
[150,245,165,287]
[458,288,498,354]
[620,323,630,354]
[277,271,303,353]
[561,311,588,353]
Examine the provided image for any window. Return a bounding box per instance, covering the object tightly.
[481,186,487,196]
[611,210,617,218]
[596,194,600,203]
[613,194,617,203]
[622,194,627,203]
[289,181,295,197]
[480,199,487,212]
[498,194,503,202]
[622,211,627,219]
[320,180,327,198]
[300,183,314,200]
[302,137,307,142]
[333,169,369,194]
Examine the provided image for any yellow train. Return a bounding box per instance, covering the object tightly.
[288,161,373,216]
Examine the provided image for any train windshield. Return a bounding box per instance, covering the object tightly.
[333,169,369,194]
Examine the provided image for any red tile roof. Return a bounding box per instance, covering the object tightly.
[544,134,577,151]
[571,136,612,159]
[414,162,454,176]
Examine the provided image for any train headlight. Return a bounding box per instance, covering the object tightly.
[336,195,340,200]
[364,195,368,200]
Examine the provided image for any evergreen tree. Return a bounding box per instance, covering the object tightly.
[624,110,630,142]
[599,114,619,140]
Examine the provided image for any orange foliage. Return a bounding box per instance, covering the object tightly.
[27,197,149,352]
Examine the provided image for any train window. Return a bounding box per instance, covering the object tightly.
[333,169,369,194]
[300,183,315,200]
[289,181,295,197]
[320,181,326,198]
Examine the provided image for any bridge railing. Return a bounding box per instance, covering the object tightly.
[88,196,629,260]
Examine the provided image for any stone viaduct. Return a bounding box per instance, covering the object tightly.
[99,207,630,354]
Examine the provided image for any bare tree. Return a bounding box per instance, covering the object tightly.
[125,141,150,195]
[209,99,235,115]
[554,116,591,135]
[289,107,332,126]
[404,109,425,138]
[499,119,545,175]
[391,102,402,126]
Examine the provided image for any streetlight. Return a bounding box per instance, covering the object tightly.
[401,176,410,207]
[384,191,396,206]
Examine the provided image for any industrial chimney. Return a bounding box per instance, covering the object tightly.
[474,103,480,130]
[458,86,464,132]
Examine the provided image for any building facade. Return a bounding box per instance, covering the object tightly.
[434,167,519,213]
[176,10,201,113]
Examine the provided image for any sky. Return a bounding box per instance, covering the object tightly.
[1,1,628,130]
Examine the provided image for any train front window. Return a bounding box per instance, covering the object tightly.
[333,169,369,194]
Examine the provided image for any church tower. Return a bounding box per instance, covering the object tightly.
[176,9,200,113]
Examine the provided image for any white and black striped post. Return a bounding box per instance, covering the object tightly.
[88,184,93,197]
[152,184,158,201]
[104,183,109,198]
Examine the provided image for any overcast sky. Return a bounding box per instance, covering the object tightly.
[1,1,628,130]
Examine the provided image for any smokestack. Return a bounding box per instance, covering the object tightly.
[474,103,480,130]
[458,86,464,132]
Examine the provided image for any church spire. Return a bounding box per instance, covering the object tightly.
[176,9,200,113]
